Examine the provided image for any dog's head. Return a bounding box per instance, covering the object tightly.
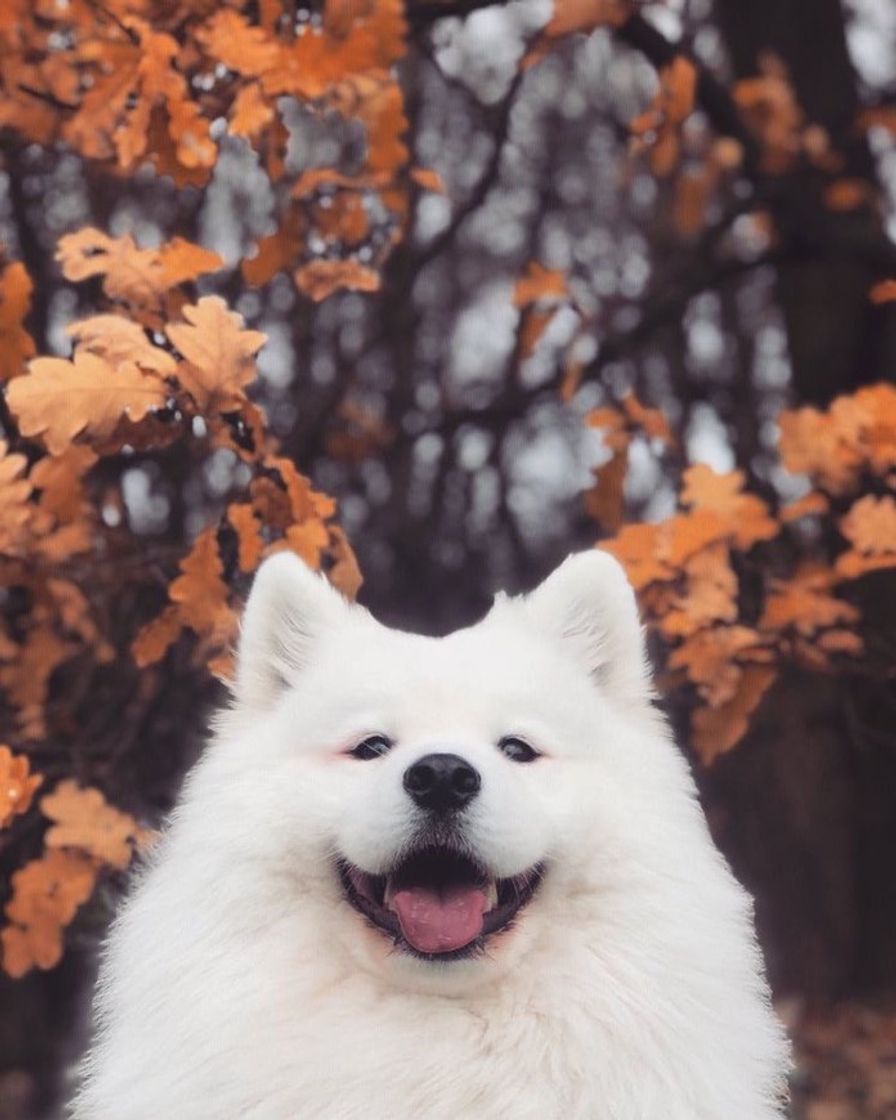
[221,550,672,992]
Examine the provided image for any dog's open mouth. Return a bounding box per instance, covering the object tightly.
[338,846,543,959]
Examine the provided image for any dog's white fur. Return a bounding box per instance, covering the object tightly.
[71,550,790,1119]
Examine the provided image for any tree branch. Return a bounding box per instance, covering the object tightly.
[407,3,760,168]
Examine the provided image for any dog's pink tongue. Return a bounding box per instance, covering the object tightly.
[390,886,487,954]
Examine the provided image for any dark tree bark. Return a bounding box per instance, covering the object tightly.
[709,0,896,999]
[714,0,896,405]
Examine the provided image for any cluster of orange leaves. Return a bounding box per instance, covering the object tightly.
[1,736,151,975]
[0,230,363,976]
[0,0,452,302]
[1,777,153,977]
[588,380,896,763]
[626,44,895,242]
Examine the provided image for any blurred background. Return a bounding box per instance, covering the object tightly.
[0,0,895,1116]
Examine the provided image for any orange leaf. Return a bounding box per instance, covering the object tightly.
[817,629,863,656]
[276,519,331,569]
[691,666,776,765]
[410,167,445,193]
[523,0,633,67]
[658,542,738,638]
[780,491,829,522]
[66,315,178,375]
[2,849,98,977]
[227,503,265,573]
[0,746,42,829]
[56,230,222,310]
[760,566,858,637]
[602,523,672,590]
[680,464,778,549]
[518,308,557,361]
[661,508,730,569]
[157,239,224,288]
[836,495,896,579]
[243,214,305,287]
[294,260,380,302]
[41,782,143,870]
[0,440,33,555]
[629,57,698,177]
[583,446,628,532]
[824,179,873,212]
[668,625,765,707]
[229,82,275,141]
[131,604,183,668]
[328,525,363,599]
[870,279,896,304]
[168,527,236,644]
[0,261,36,382]
[166,296,266,413]
[621,392,673,444]
[513,261,568,309]
[840,494,896,555]
[7,351,168,456]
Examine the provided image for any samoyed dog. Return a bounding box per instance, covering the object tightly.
[71,550,789,1119]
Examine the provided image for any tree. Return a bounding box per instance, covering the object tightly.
[0,0,894,1114]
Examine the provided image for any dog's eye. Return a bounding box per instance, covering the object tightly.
[498,736,538,763]
[350,735,393,760]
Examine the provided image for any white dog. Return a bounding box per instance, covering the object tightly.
[71,550,789,1119]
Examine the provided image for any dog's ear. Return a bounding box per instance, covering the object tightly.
[234,552,350,708]
[522,550,651,701]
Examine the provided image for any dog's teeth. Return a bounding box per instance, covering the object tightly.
[485,880,498,911]
[384,877,396,908]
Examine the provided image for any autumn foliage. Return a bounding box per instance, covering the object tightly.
[0,0,894,1064]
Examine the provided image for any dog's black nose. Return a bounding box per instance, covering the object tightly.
[403,753,481,813]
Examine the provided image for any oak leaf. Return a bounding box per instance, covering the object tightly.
[410,168,446,193]
[0,623,75,740]
[620,392,673,445]
[41,781,143,870]
[0,441,33,555]
[8,351,167,455]
[243,212,305,287]
[57,229,222,310]
[229,82,275,141]
[630,57,698,176]
[836,495,896,578]
[523,0,633,68]
[1,850,98,977]
[780,491,829,523]
[227,503,265,573]
[131,605,182,669]
[691,666,776,765]
[0,746,42,829]
[680,464,778,549]
[668,626,766,708]
[817,629,863,656]
[294,260,380,302]
[0,261,36,382]
[839,494,896,556]
[761,566,858,637]
[779,384,896,491]
[658,542,738,638]
[602,522,671,589]
[166,297,266,413]
[583,446,628,532]
[869,280,896,304]
[67,315,177,375]
[168,527,236,644]
[274,520,331,569]
[329,525,363,599]
[518,309,557,362]
[513,262,568,309]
